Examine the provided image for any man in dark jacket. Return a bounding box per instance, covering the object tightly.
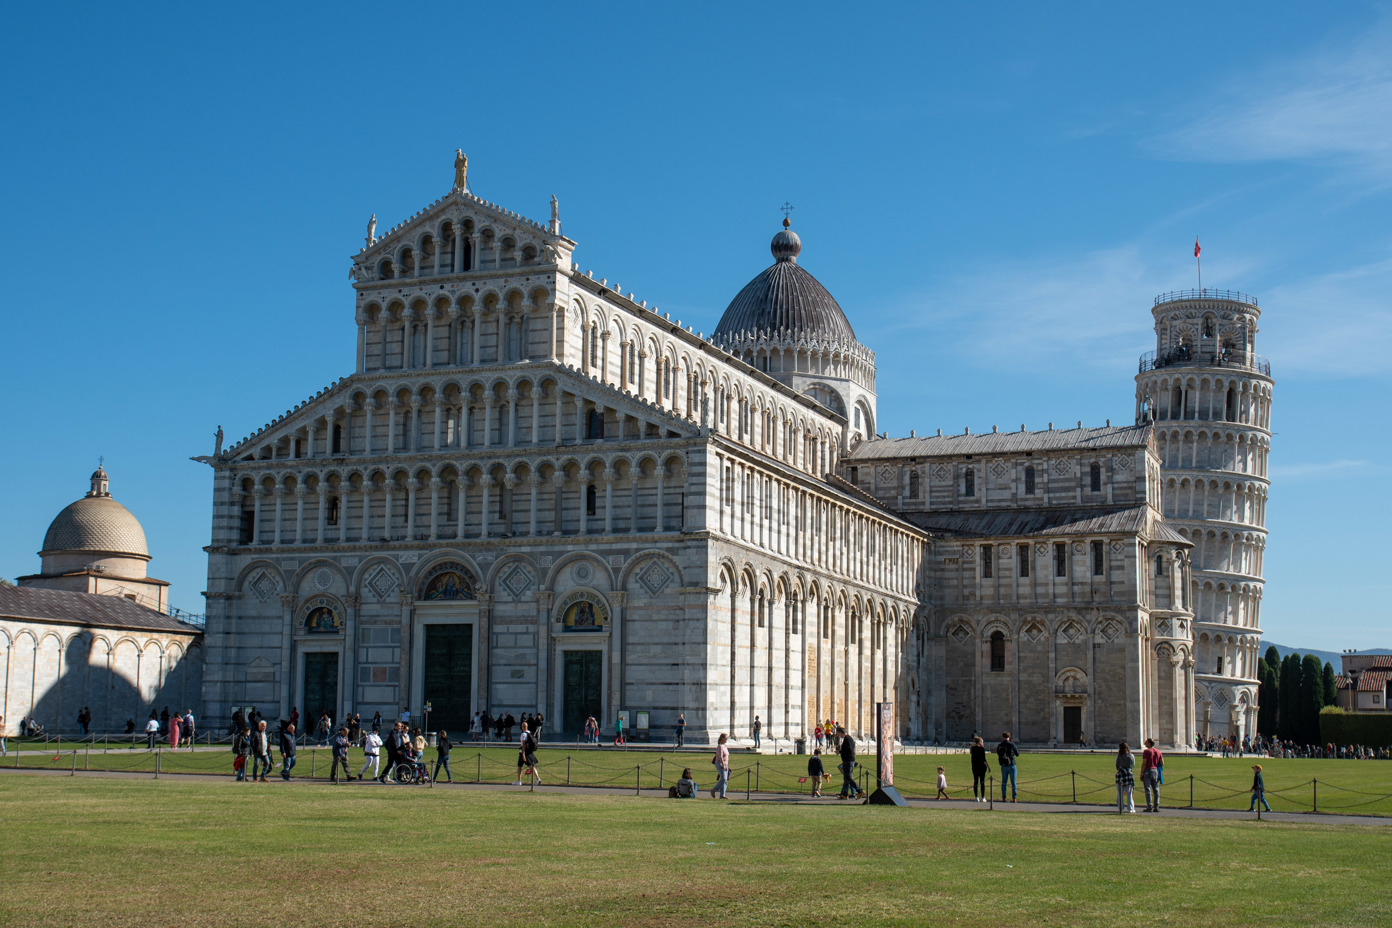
[379,722,407,783]
[330,726,353,782]
[837,727,859,799]
[996,732,1020,802]
[279,723,297,780]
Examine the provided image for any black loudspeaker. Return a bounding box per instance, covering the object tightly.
[867,786,909,806]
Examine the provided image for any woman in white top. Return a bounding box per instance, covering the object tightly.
[710,733,731,799]
[514,721,541,786]
[360,730,383,780]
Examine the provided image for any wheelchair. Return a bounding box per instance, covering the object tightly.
[391,761,427,785]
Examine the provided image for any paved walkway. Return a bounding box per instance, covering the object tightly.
[2,765,1386,826]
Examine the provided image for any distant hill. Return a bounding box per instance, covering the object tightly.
[1260,641,1392,669]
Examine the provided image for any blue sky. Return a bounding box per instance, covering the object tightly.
[2,4,1388,650]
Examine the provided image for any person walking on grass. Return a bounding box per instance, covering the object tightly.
[996,732,1019,802]
[515,721,541,786]
[710,733,731,799]
[808,748,826,798]
[1115,742,1136,813]
[936,766,950,800]
[330,726,353,782]
[969,736,990,803]
[434,730,453,783]
[837,727,859,800]
[379,722,406,784]
[1248,764,1271,812]
[233,724,250,780]
[251,720,272,782]
[279,723,297,780]
[360,727,382,781]
[1140,738,1163,812]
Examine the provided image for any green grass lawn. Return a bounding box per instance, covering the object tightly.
[10,740,1392,815]
[0,776,1384,928]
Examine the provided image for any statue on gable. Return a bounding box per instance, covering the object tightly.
[549,195,561,235]
[214,425,224,457]
[454,150,468,190]
[366,213,376,246]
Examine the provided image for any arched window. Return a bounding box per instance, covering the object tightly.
[662,359,672,399]
[1017,544,1030,578]
[990,631,1006,672]
[1054,542,1067,577]
[1092,540,1105,576]
[909,468,920,498]
[1090,462,1102,492]
[585,483,597,517]
[854,407,861,429]
[981,544,993,578]
[1024,465,1036,495]
[964,468,975,497]
[589,324,599,368]
[327,496,340,526]
[331,423,343,454]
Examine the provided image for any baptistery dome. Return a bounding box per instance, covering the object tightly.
[713,222,857,344]
[40,468,149,560]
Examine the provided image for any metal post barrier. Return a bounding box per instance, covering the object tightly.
[85,741,89,771]
[567,756,571,786]
[1071,771,1077,803]
[636,765,642,796]
[71,750,77,776]
[659,757,664,788]
[988,776,993,810]
[155,747,161,779]
[755,761,760,793]
[746,769,751,801]
[1189,775,1193,809]
[1313,779,1318,813]
[477,753,482,784]
[311,751,316,778]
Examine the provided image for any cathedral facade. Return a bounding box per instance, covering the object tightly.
[199,163,1271,749]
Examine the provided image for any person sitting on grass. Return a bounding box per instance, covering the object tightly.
[808,748,826,798]
[673,767,698,798]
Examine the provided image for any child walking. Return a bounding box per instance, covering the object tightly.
[808,748,826,798]
[935,765,949,800]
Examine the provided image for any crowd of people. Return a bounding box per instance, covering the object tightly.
[1198,733,1391,760]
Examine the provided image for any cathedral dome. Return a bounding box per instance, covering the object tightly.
[40,469,149,559]
[713,223,857,344]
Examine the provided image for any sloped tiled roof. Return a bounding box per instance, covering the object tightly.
[0,586,199,635]
[846,424,1152,460]
[904,504,1186,544]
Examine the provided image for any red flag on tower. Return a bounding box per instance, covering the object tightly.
[1194,238,1201,258]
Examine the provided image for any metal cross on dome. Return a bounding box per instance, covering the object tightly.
[780,201,795,220]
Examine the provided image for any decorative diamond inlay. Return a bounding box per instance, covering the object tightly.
[1098,620,1120,642]
[636,560,673,597]
[949,624,971,644]
[933,464,950,481]
[992,461,1008,477]
[1054,459,1070,475]
[1115,456,1132,472]
[1156,619,1172,637]
[1059,622,1081,643]
[878,465,895,485]
[249,571,276,603]
[500,564,533,599]
[366,567,396,602]
[1214,690,1230,708]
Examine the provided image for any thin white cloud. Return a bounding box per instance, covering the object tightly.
[1269,459,1377,480]
[1261,255,1392,378]
[1147,20,1392,181]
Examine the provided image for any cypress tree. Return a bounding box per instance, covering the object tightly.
[1264,645,1281,672]
[1300,654,1324,744]
[1278,653,1301,740]
[1256,660,1278,735]
[1323,662,1338,709]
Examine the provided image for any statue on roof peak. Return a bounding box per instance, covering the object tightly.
[454,150,468,191]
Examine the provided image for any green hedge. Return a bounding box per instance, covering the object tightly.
[1320,707,1392,746]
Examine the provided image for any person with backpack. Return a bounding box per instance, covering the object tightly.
[995,732,1019,802]
[672,767,697,798]
[807,748,826,798]
[232,724,251,781]
[837,727,859,800]
[434,730,453,783]
[515,721,541,786]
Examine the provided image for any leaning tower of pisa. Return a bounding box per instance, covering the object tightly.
[1136,289,1273,743]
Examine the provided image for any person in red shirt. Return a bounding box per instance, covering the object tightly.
[1140,738,1164,812]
